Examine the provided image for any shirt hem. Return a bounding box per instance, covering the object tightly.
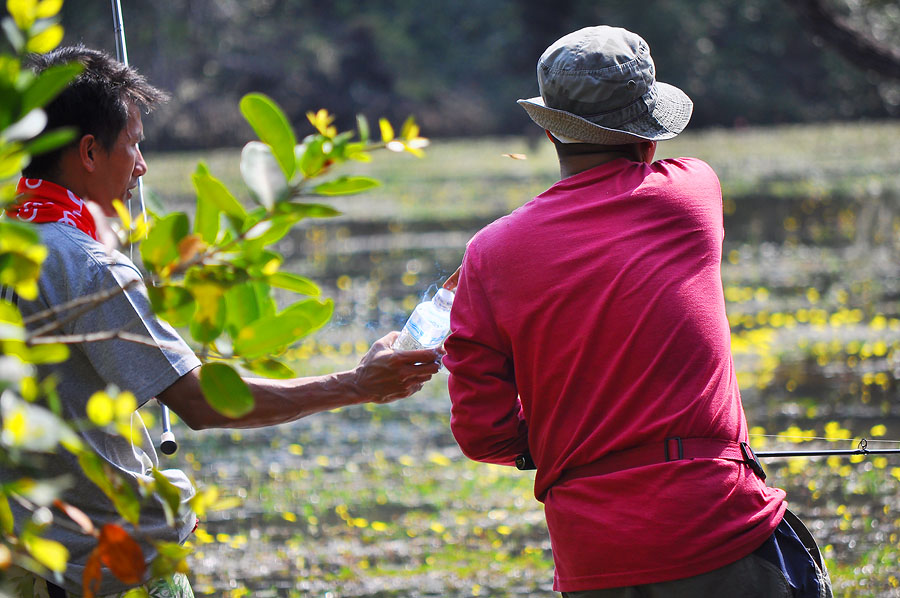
[552,503,786,592]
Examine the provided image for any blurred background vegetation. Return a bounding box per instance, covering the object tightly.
[56,0,900,150]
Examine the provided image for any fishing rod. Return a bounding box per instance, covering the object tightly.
[755,437,900,459]
[514,438,900,471]
[110,0,177,456]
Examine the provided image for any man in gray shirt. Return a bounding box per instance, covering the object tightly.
[4,46,440,597]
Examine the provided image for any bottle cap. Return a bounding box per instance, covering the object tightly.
[433,288,455,310]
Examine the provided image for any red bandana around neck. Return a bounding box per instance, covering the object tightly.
[6,178,98,241]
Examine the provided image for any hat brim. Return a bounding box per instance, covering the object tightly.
[517,81,693,145]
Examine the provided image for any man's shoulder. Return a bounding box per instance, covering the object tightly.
[39,223,113,264]
[37,223,140,294]
[654,156,717,177]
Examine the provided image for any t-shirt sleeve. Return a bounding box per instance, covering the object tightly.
[69,259,200,405]
[444,243,529,465]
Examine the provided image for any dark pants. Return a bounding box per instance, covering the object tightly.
[563,510,832,598]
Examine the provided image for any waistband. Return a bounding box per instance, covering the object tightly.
[544,437,766,497]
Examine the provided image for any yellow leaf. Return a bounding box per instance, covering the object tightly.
[112,199,131,230]
[7,0,37,30]
[25,535,69,572]
[15,279,38,301]
[25,24,64,54]
[35,0,63,18]
[114,391,137,420]
[86,391,114,426]
[378,118,394,142]
[870,424,887,437]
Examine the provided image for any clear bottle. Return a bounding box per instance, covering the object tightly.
[392,288,455,350]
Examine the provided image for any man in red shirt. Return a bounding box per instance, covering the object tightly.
[443,26,832,597]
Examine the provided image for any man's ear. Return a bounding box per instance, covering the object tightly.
[637,141,657,164]
[77,134,98,172]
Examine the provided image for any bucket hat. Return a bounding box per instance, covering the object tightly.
[518,26,693,145]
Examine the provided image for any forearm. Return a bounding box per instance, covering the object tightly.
[161,367,367,430]
[158,332,440,430]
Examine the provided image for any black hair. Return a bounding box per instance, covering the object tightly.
[22,45,169,178]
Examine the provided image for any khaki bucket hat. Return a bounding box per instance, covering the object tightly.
[518,26,693,145]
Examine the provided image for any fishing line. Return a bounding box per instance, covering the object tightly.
[110,0,177,455]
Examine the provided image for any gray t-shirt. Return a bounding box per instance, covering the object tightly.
[7,222,200,595]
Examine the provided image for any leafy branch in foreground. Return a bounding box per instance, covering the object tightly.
[1,1,428,594]
[136,93,427,418]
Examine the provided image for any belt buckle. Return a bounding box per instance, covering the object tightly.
[740,442,767,480]
[665,437,684,461]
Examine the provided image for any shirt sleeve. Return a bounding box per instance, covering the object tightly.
[69,257,200,405]
[444,245,529,466]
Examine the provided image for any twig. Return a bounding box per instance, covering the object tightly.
[24,278,141,336]
[29,330,163,349]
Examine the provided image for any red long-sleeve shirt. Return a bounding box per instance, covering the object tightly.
[444,157,785,591]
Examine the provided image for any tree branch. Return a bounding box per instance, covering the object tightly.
[28,330,163,349]
[786,0,900,80]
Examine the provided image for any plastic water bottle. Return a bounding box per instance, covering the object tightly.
[393,288,455,350]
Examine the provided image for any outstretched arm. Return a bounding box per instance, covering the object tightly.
[158,332,441,430]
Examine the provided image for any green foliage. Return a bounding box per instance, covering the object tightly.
[0,1,428,591]
[140,94,426,413]
[198,363,254,418]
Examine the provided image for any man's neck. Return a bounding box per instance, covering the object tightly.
[558,151,635,179]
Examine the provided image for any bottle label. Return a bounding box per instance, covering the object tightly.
[404,319,445,347]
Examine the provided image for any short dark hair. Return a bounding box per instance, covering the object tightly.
[22,45,169,178]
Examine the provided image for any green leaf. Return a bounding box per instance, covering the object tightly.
[298,136,328,178]
[187,282,226,344]
[76,450,139,524]
[198,362,255,419]
[0,144,28,179]
[233,298,333,359]
[23,534,69,573]
[192,163,246,225]
[240,141,288,209]
[223,281,265,338]
[21,62,83,116]
[244,212,301,246]
[356,114,370,143]
[78,451,114,495]
[150,541,192,579]
[0,492,15,535]
[23,126,76,156]
[150,468,182,526]
[0,298,24,326]
[23,342,69,364]
[242,358,295,379]
[239,93,297,181]
[147,285,195,327]
[193,181,218,244]
[267,272,320,296]
[276,202,341,219]
[140,212,189,272]
[313,176,380,196]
